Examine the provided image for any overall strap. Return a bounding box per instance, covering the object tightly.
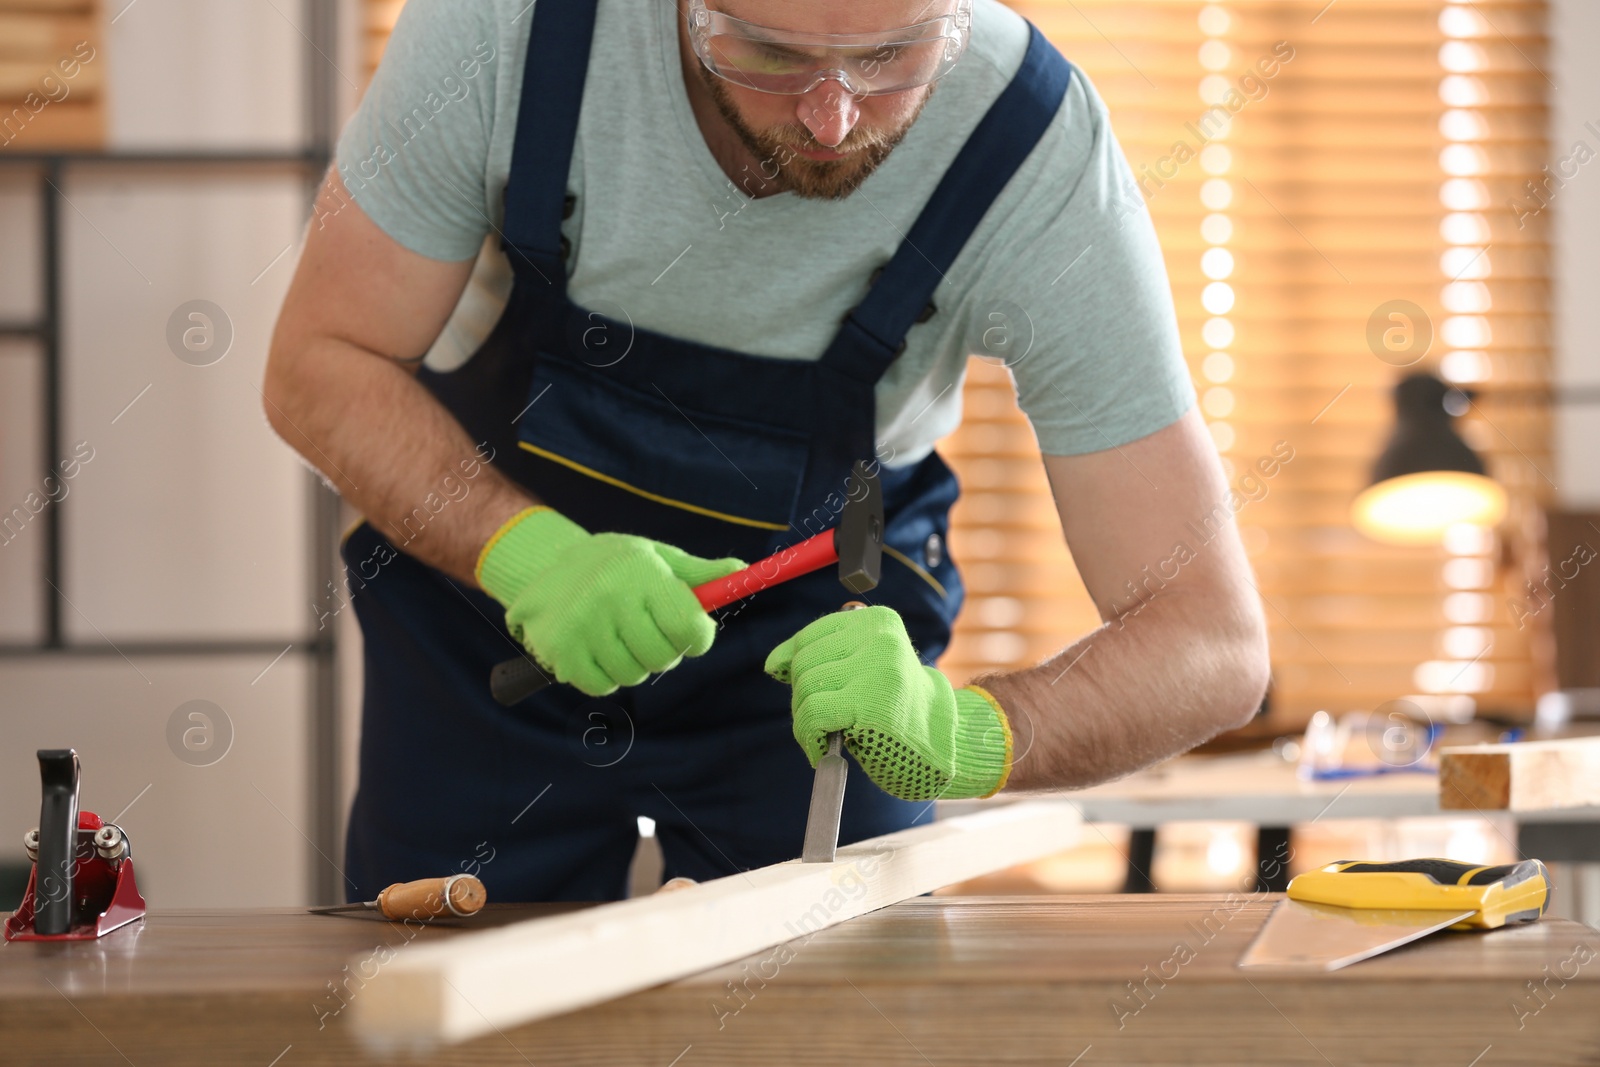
[822,24,1074,384]
[501,0,601,278]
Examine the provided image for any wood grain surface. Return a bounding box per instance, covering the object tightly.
[1441,737,1600,813]
[3,895,1597,1066]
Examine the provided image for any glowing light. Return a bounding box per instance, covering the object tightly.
[1441,211,1491,244]
[1441,350,1491,383]
[1415,659,1493,694]
[1201,213,1234,244]
[1439,41,1489,74]
[1441,281,1492,314]
[1443,823,1494,864]
[1440,5,1489,38]
[1443,592,1493,623]
[1440,75,1488,107]
[978,631,1028,664]
[1443,522,1494,556]
[1198,4,1231,36]
[1201,178,1234,211]
[1440,179,1491,211]
[1351,472,1507,545]
[1200,144,1233,175]
[1206,831,1244,876]
[1443,626,1493,659]
[1203,386,1236,418]
[1199,74,1232,105]
[1202,281,1236,315]
[976,596,1025,627]
[1441,247,1491,279]
[1440,144,1488,176]
[1202,351,1235,382]
[1199,39,1232,71]
[1201,247,1235,279]
[1442,315,1492,347]
[1203,317,1235,348]
[1440,109,1490,141]
[1443,556,1496,590]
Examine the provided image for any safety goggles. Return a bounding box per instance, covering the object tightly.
[686,0,973,96]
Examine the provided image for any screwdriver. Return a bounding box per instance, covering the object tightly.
[308,874,487,921]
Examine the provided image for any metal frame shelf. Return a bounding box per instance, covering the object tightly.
[0,0,347,903]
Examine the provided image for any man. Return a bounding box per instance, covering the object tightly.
[265,0,1269,902]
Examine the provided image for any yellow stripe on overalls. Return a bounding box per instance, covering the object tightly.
[517,442,790,530]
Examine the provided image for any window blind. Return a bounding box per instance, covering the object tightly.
[941,0,1551,727]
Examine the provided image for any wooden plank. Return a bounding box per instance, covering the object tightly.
[0,59,103,99]
[350,802,1083,1049]
[0,0,93,11]
[3,898,1597,1065]
[1441,736,1600,812]
[0,100,102,149]
[0,13,95,58]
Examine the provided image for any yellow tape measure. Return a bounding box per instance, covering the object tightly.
[1287,858,1552,930]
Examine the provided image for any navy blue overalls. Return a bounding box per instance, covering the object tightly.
[340,0,1072,902]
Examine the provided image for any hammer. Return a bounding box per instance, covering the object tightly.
[489,461,885,709]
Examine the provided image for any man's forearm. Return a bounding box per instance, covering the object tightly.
[976,586,1268,792]
[263,336,534,587]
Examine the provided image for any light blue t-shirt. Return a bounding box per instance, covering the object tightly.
[334,0,1194,465]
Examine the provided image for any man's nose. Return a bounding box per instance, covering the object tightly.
[797,79,861,148]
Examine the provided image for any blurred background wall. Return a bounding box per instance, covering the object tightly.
[0,0,363,907]
[1,0,1595,906]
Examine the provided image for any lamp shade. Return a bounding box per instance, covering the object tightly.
[1351,373,1507,545]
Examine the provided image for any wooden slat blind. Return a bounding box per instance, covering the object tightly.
[0,0,103,150]
[359,0,1552,725]
[942,0,1551,725]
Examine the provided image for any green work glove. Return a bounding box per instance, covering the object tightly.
[476,506,744,696]
[764,605,1013,801]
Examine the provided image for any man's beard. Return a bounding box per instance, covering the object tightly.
[700,73,932,201]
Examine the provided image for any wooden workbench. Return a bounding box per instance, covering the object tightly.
[3,897,1596,1066]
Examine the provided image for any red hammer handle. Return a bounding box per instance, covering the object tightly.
[693,529,838,611]
[491,529,842,707]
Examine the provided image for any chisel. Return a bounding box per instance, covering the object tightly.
[800,600,869,863]
[308,874,487,921]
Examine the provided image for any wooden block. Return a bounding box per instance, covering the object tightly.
[350,801,1082,1049]
[0,99,102,149]
[0,1,93,11]
[0,14,94,57]
[1440,736,1600,812]
[0,58,102,100]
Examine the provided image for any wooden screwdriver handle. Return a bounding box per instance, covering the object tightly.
[375,874,487,921]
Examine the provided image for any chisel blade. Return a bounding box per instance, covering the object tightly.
[1237,898,1477,971]
[801,732,847,863]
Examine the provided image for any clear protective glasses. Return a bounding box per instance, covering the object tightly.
[686,0,973,97]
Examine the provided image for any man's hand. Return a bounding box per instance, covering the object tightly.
[478,507,744,696]
[764,606,1012,801]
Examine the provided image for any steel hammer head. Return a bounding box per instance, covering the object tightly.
[833,461,884,594]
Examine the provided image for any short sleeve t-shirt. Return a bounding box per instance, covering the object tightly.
[333,0,1194,466]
